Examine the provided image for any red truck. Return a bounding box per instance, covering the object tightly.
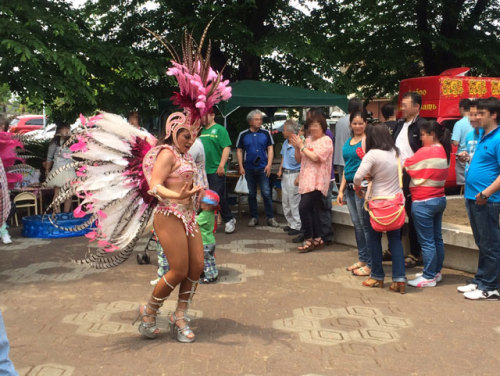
[397,67,500,187]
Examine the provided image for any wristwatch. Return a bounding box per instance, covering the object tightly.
[479,192,488,200]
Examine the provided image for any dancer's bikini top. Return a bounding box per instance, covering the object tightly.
[164,146,195,184]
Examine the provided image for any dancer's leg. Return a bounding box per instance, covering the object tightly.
[172,227,203,341]
[139,214,190,334]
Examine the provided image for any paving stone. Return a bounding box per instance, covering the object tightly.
[2,219,499,375]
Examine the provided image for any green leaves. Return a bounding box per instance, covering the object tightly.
[1,0,498,127]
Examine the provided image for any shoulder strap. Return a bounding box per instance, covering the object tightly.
[397,155,403,189]
[364,154,402,207]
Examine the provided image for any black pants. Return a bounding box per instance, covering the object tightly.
[403,171,422,258]
[319,181,334,242]
[207,173,234,223]
[299,190,326,239]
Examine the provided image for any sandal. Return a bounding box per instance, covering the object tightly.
[298,239,315,253]
[169,313,195,343]
[404,255,421,268]
[352,266,371,276]
[362,278,384,288]
[346,262,363,271]
[313,238,324,250]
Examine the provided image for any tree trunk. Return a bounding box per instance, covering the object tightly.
[416,0,439,75]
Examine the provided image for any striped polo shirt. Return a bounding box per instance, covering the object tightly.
[404,144,449,201]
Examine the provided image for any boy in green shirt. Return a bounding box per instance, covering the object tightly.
[198,189,220,283]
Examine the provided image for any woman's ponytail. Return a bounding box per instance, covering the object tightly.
[420,120,451,162]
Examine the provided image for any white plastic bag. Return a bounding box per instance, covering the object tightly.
[234,175,249,194]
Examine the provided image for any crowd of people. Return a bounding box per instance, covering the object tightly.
[1,94,499,354]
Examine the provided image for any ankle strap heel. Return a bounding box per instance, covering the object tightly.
[133,276,175,339]
[389,281,406,294]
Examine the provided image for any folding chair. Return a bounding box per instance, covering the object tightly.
[13,192,38,226]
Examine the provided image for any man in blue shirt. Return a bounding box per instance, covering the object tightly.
[451,99,473,186]
[277,119,302,235]
[458,100,483,176]
[457,97,500,300]
[236,109,278,227]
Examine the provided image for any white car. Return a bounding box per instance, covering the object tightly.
[271,112,288,131]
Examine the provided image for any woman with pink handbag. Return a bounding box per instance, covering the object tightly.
[354,123,407,293]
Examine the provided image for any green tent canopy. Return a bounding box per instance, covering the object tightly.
[216,80,348,120]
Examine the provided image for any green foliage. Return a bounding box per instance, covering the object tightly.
[305,0,500,98]
[1,0,498,127]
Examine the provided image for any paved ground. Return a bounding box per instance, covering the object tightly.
[1,215,499,376]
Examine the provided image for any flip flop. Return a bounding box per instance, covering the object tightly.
[346,262,363,271]
[352,266,371,276]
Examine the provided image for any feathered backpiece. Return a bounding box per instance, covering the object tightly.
[0,132,24,189]
[145,21,232,123]
[0,159,10,225]
[47,24,232,269]
[44,113,158,268]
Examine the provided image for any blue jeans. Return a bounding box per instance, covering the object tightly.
[411,197,446,279]
[245,169,274,219]
[466,199,500,291]
[207,173,234,223]
[365,211,405,282]
[345,188,371,266]
[0,311,17,375]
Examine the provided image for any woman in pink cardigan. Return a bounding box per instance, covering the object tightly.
[290,113,333,252]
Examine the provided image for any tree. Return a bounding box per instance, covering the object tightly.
[305,0,500,99]
[0,0,168,124]
[0,1,94,122]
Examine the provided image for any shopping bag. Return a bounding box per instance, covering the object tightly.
[234,175,249,194]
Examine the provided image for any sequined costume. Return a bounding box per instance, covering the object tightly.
[152,145,198,236]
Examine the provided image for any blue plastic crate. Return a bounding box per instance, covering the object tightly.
[21,213,95,239]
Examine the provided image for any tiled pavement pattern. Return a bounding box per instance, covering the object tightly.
[1,217,499,376]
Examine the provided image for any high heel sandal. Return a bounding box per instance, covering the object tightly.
[170,277,198,343]
[132,303,161,339]
[169,313,195,343]
[132,276,174,339]
[389,281,406,294]
[298,239,315,253]
[362,278,384,288]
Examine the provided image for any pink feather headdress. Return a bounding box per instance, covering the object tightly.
[145,23,232,123]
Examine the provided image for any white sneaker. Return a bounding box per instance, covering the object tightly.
[1,232,12,244]
[408,276,436,288]
[415,272,442,282]
[463,289,500,300]
[225,218,236,234]
[457,283,478,293]
[248,218,259,227]
[267,218,279,227]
